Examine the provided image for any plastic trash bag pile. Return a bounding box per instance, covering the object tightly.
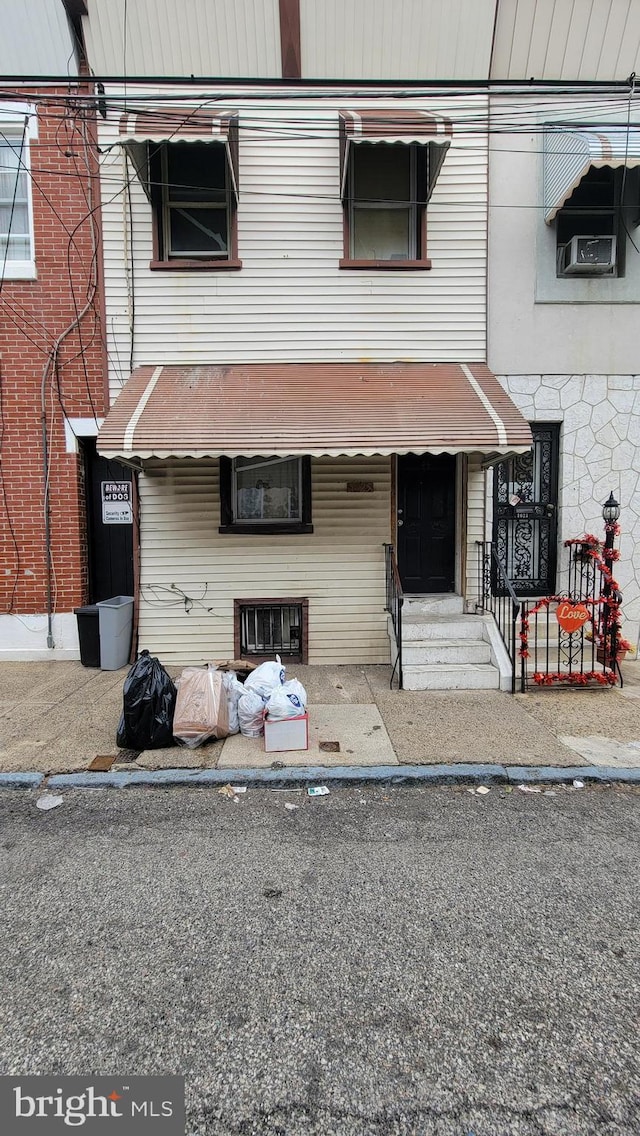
[116,651,307,749]
[238,656,307,737]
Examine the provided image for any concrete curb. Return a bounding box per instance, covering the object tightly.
[26,763,640,789]
[0,772,45,788]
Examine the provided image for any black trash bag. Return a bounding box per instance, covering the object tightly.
[116,650,177,749]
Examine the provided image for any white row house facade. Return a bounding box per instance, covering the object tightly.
[79,0,640,686]
[96,92,532,681]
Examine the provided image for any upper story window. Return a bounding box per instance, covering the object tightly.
[338,110,451,270]
[347,143,423,262]
[543,125,640,281]
[150,142,239,268]
[556,166,623,278]
[119,109,241,272]
[0,126,35,278]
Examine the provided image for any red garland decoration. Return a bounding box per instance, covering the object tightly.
[564,533,601,550]
[532,671,616,687]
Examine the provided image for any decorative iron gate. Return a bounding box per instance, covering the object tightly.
[517,532,623,691]
[493,423,560,596]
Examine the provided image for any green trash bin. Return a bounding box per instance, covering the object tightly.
[96,595,134,670]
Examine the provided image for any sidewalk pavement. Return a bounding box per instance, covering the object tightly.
[1,659,640,778]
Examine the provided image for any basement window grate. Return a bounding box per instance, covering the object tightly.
[237,602,305,662]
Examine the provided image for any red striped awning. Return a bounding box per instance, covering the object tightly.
[119,107,239,197]
[339,109,452,196]
[97,362,532,462]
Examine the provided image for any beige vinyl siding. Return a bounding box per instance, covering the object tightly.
[82,0,282,78]
[465,455,485,606]
[138,456,392,666]
[99,97,488,403]
[300,0,496,80]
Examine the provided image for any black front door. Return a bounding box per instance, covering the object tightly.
[492,423,560,596]
[397,454,456,593]
[83,439,135,602]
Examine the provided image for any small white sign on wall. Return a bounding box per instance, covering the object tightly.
[101,481,133,524]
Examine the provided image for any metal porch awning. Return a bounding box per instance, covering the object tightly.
[118,106,239,199]
[338,109,452,198]
[97,362,532,462]
[543,125,640,223]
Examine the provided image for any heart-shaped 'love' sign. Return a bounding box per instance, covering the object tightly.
[556,601,590,633]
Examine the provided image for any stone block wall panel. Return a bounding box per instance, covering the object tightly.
[499,373,640,649]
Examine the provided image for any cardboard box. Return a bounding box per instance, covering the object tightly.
[263,713,309,753]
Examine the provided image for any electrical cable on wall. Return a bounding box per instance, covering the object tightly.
[141,582,221,616]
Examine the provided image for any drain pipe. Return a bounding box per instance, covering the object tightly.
[40,390,54,649]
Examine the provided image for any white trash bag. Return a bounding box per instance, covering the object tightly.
[238,689,266,737]
[266,679,307,722]
[244,654,286,701]
[221,670,245,735]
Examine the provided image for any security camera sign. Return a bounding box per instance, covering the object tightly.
[101,481,133,525]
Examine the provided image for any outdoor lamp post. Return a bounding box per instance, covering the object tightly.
[602,492,621,527]
[601,492,621,666]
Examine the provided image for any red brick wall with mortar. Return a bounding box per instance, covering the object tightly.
[0,87,107,615]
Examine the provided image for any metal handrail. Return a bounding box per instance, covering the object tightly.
[476,541,521,693]
[384,543,403,689]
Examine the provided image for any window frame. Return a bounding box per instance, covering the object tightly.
[340,142,431,270]
[0,119,36,280]
[234,597,309,664]
[219,455,313,534]
[149,141,241,271]
[555,166,623,279]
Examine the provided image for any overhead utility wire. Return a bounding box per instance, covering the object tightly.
[3,87,636,115]
[1,83,637,118]
[2,91,638,135]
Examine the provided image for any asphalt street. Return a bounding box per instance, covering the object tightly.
[0,784,638,1136]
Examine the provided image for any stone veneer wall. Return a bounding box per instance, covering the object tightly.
[497,375,640,651]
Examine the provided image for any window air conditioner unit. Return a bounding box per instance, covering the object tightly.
[560,234,617,275]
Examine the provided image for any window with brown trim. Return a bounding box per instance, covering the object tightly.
[149,141,241,270]
[219,456,312,534]
[340,143,431,269]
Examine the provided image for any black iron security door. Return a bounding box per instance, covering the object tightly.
[397,454,456,592]
[493,423,560,596]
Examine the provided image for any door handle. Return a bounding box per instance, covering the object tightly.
[398,519,404,526]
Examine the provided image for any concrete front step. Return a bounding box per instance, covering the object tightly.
[402,614,487,641]
[403,593,464,616]
[392,599,503,690]
[402,663,501,691]
[402,638,492,665]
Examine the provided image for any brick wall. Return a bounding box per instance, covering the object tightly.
[0,87,107,615]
